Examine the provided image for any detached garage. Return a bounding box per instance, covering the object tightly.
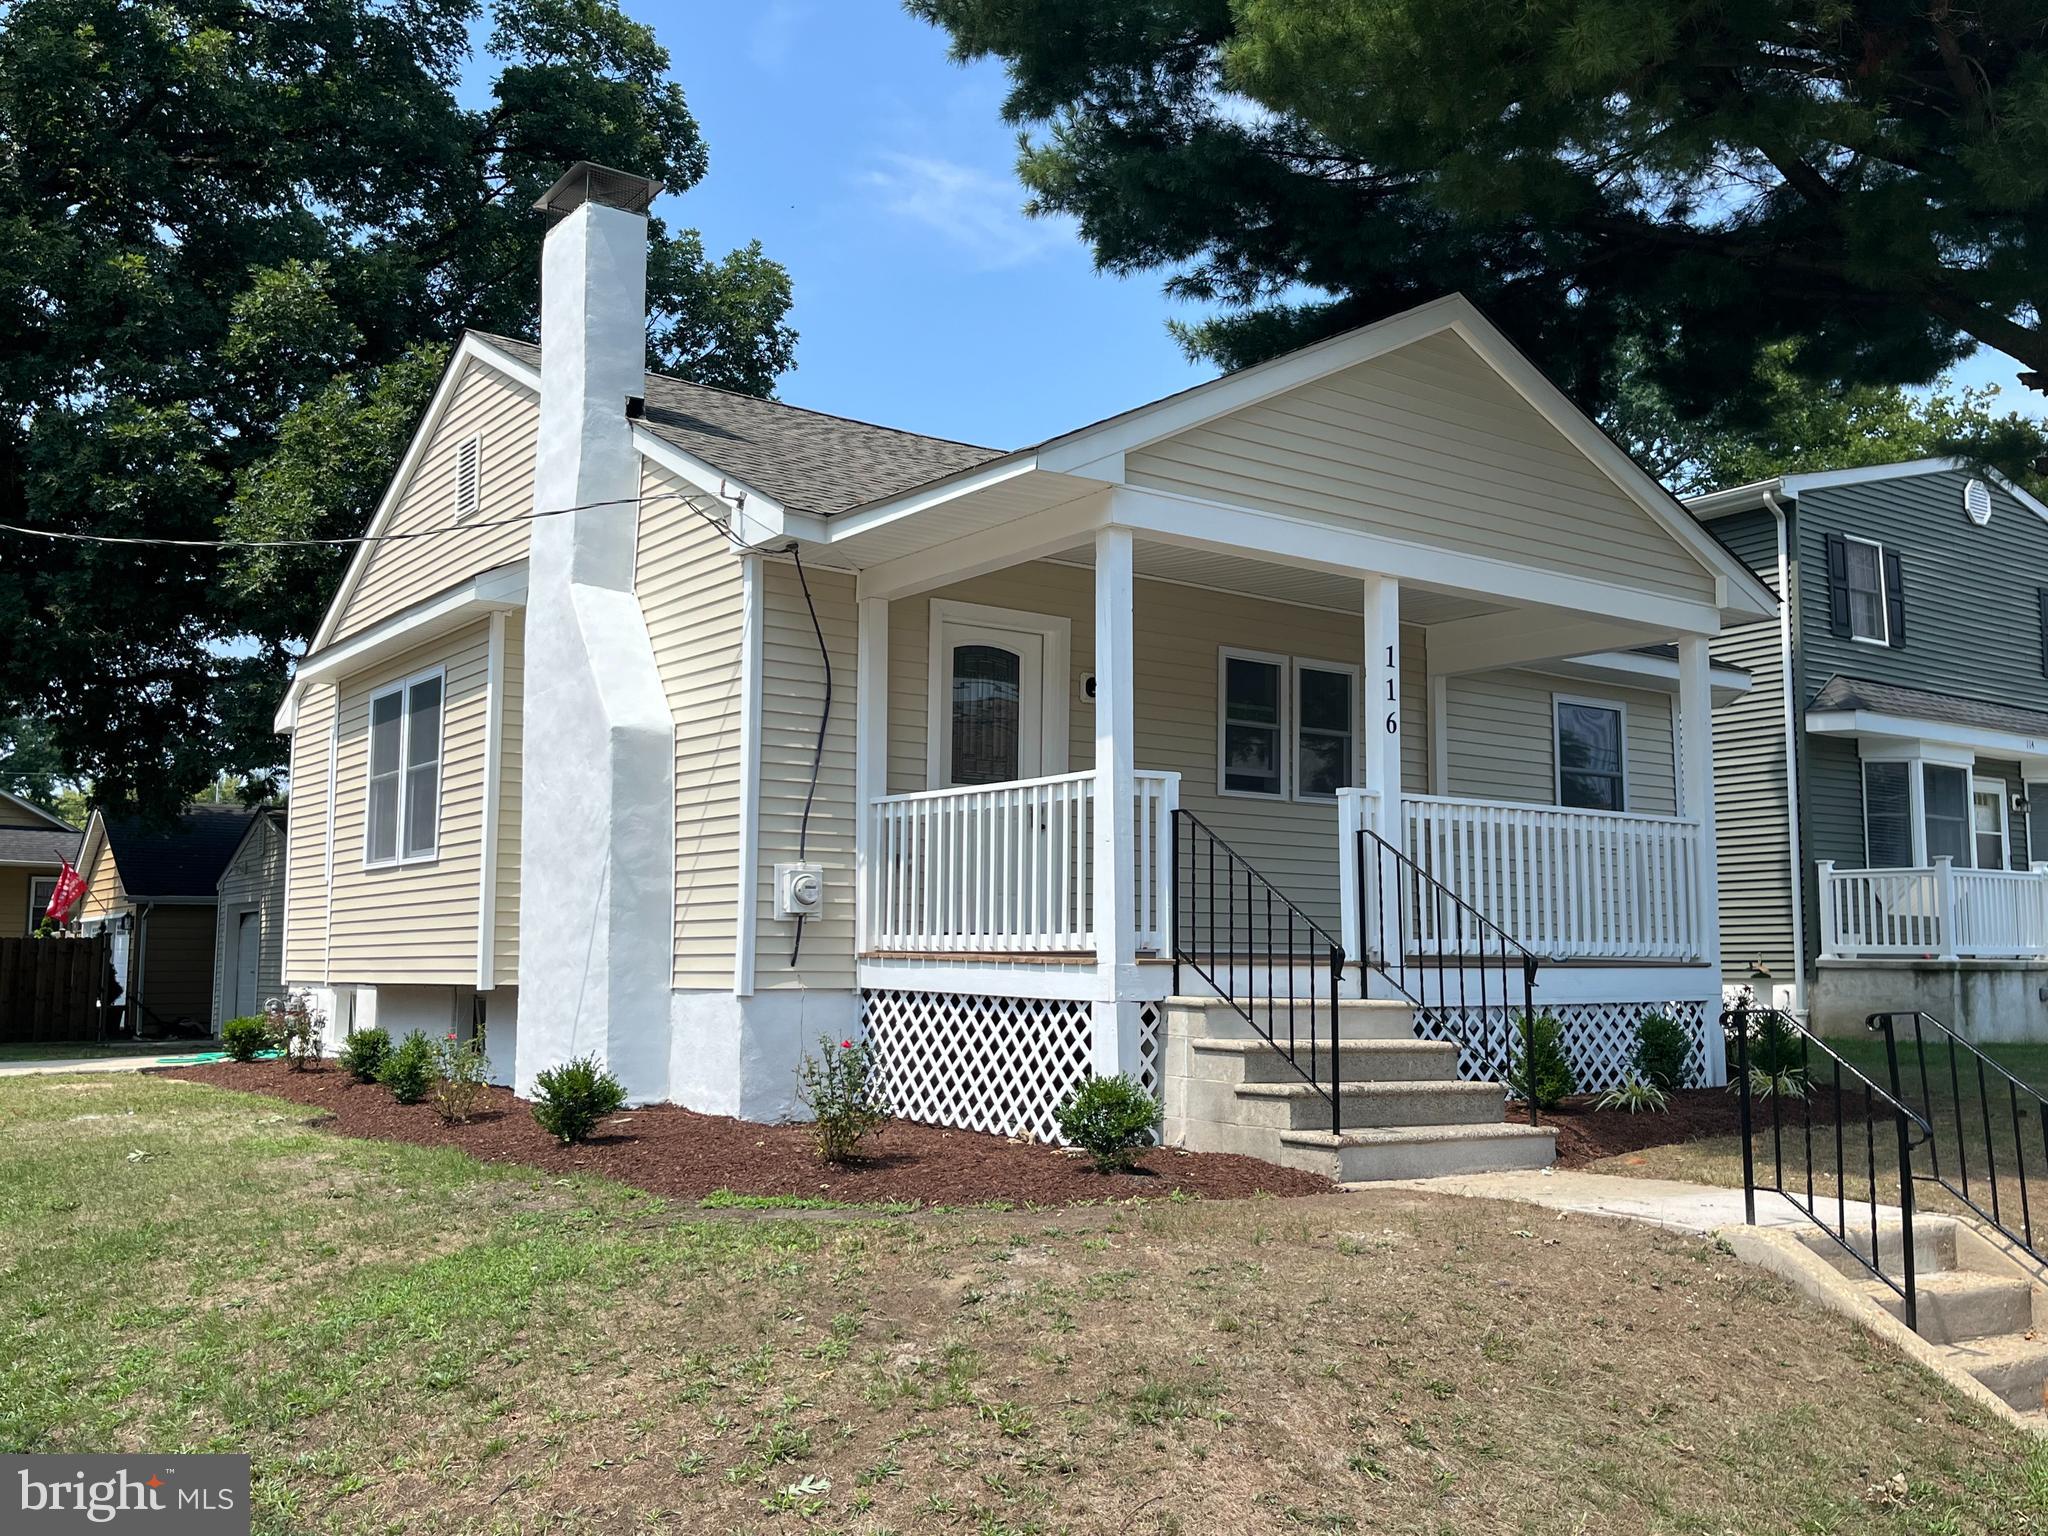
[212,807,287,1027]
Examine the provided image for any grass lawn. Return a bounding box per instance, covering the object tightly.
[3,1073,2046,1534]
[1597,1035,2048,1241]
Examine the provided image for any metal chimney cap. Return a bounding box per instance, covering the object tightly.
[533,161,665,218]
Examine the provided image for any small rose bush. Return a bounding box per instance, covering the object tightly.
[267,991,326,1071]
[433,1029,490,1123]
[797,1036,889,1163]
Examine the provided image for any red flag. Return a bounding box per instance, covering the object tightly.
[45,859,85,926]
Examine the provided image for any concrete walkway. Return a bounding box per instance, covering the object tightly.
[0,1051,210,1078]
[1391,1168,1905,1238]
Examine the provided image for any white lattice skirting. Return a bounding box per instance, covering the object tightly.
[1414,1000,1716,1093]
[860,991,1163,1144]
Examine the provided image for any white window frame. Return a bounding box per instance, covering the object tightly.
[27,875,58,933]
[1291,658,1360,803]
[924,599,1070,788]
[453,432,483,523]
[1973,776,2012,872]
[1842,534,1889,646]
[362,664,445,869]
[1861,757,1921,868]
[1552,693,1629,813]
[1217,646,1292,800]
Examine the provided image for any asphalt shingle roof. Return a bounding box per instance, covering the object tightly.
[104,804,261,900]
[1808,675,2048,740]
[476,334,1001,517]
[0,826,81,867]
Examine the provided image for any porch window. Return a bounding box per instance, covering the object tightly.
[1924,764,1970,867]
[1842,536,1888,643]
[365,667,444,866]
[950,644,1022,787]
[1554,697,1626,811]
[1294,663,1356,800]
[1863,761,1912,867]
[1219,651,1285,797]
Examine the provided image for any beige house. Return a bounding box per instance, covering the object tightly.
[74,804,260,1037]
[0,791,79,937]
[275,164,1775,1179]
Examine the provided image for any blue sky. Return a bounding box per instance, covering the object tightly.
[540,1,2042,448]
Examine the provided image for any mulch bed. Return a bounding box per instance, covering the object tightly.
[152,1060,1334,1206]
[1512,1085,1851,1168]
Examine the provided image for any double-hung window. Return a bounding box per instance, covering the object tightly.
[365,668,444,865]
[1554,696,1627,812]
[1842,536,1888,644]
[1219,650,1358,800]
[26,876,57,934]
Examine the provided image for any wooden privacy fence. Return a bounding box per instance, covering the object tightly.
[0,935,113,1043]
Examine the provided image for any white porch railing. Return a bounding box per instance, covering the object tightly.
[1820,858,2048,960]
[863,770,1178,954]
[1398,795,1706,961]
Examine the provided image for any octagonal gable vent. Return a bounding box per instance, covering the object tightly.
[1965,477,1993,526]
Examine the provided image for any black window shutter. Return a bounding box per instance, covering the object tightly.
[1825,532,1851,638]
[1883,549,1906,648]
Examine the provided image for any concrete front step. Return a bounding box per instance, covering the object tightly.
[1862,1269,2038,1345]
[1187,1035,1460,1085]
[1940,1331,2048,1414]
[1168,996,1418,1042]
[1798,1217,1958,1282]
[1225,1078,1506,1132]
[1279,1123,1558,1182]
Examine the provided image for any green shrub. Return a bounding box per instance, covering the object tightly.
[1504,1014,1577,1110]
[1055,1074,1162,1173]
[222,1015,271,1062]
[1632,1012,1692,1093]
[797,1036,889,1163]
[1596,1077,1670,1114]
[433,1030,490,1123]
[532,1056,627,1144]
[378,1031,437,1105]
[338,1026,392,1083]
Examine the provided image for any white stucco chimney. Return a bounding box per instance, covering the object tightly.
[516,163,676,1103]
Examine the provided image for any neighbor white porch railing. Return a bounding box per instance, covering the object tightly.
[863,770,1178,954]
[1819,858,2048,960]
[1398,795,1706,961]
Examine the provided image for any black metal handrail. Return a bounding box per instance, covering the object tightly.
[1351,826,1541,1111]
[1872,1009,2048,1264]
[1731,1006,1930,1332]
[1172,809,1347,1136]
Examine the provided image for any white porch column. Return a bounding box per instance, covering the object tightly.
[1358,575,1402,966]
[854,597,889,956]
[1677,635,1721,977]
[1092,526,1139,1076]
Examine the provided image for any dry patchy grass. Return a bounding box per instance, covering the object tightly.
[2,1072,2044,1534]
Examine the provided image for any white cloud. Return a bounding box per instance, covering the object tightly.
[858,151,1074,270]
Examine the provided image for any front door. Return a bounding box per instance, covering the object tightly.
[234,910,262,1018]
[935,618,1050,787]
[1974,783,2010,871]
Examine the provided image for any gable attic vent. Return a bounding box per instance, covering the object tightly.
[1964,477,1993,526]
[454,433,482,522]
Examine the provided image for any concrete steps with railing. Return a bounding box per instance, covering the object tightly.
[1162,996,1555,1182]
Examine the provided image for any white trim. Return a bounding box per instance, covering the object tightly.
[1974,775,2013,872]
[733,553,764,996]
[1862,757,1918,868]
[1216,646,1291,799]
[1840,533,1889,645]
[476,612,507,990]
[628,421,801,546]
[1689,458,2048,527]
[1764,491,1806,1014]
[1923,760,1975,869]
[1807,707,2048,762]
[0,789,76,832]
[1530,650,1751,704]
[1291,657,1360,803]
[1552,692,1630,812]
[854,597,889,953]
[854,490,1105,603]
[361,664,445,869]
[924,599,1071,787]
[322,703,338,984]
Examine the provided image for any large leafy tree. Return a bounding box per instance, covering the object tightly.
[0,0,796,816]
[912,0,2048,453]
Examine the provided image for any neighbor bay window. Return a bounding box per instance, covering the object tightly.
[1861,756,2003,870]
[365,668,444,865]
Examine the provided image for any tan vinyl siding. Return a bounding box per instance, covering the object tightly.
[326,625,491,984]
[212,817,286,1026]
[283,683,335,982]
[883,561,1430,929]
[1442,670,1677,815]
[0,869,29,935]
[636,462,747,988]
[141,904,216,1028]
[78,837,125,920]
[0,800,60,829]
[755,560,858,988]
[1126,331,1715,603]
[333,363,537,640]
[493,616,523,986]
